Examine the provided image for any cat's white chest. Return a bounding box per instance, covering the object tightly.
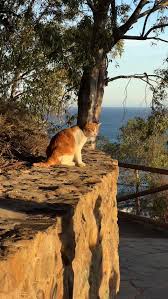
[74,129,87,148]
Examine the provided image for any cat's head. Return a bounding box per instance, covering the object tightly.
[83,122,101,137]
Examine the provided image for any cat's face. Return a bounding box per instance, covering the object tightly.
[83,122,101,137]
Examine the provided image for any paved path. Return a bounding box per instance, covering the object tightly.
[117,219,168,299]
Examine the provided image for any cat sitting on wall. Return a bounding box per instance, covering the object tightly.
[33,122,100,167]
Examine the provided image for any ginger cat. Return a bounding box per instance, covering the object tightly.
[33,122,100,167]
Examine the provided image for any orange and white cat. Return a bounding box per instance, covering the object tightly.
[33,122,100,167]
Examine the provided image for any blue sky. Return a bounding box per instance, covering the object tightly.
[104,39,168,107]
[103,7,168,107]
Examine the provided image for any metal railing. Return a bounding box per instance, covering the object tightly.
[117,162,168,216]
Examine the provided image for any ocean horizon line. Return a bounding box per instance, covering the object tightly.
[102,106,151,108]
[70,106,151,109]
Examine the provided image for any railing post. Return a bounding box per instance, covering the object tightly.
[135,169,141,215]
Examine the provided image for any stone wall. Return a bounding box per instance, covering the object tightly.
[0,149,120,299]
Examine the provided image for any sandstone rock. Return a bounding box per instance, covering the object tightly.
[0,149,120,298]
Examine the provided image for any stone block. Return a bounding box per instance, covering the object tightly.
[0,149,119,298]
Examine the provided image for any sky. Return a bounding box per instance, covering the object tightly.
[104,39,168,107]
[103,7,168,108]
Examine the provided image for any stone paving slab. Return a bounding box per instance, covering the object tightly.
[117,219,168,299]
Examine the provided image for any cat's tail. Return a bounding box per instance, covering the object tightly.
[33,161,50,167]
[33,157,60,167]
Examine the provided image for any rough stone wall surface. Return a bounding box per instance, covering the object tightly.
[0,150,119,299]
[0,225,64,299]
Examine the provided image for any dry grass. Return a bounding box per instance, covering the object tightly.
[0,102,49,168]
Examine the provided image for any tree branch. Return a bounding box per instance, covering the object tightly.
[111,0,117,29]
[141,3,156,36]
[138,0,168,20]
[35,4,50,23]
[119,0,149,35]
[24,0,36,20]
[122,35,168,43]
[107,73,165,86]
[117,0,168,41]
[144,23,168,37]
[86,0,96,11]
[12,91,27,101]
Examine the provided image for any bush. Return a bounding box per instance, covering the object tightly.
[0,102,49,166]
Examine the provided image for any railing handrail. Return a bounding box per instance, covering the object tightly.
[117,162,168,219]
[117,184,168,202]
[118,162,168,175]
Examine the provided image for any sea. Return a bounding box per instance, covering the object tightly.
[99,107,151,143]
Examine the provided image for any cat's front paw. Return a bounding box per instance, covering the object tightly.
[78,162,86,167]
[67,162,75,166]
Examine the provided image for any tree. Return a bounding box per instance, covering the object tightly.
[23,1,167,129]
[118,56,168,166]
[76,0,168,127]
[119,108,168,167]
[118,107,168,221]
[0,0,70,123]
[152,57,168,111]
[99,56,168,166]
[1,0,168,128]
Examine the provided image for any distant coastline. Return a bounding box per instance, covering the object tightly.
[98,107,151,143]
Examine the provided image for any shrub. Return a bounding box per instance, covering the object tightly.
[0,102,49,166]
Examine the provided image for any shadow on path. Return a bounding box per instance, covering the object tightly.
[118,218,168,239]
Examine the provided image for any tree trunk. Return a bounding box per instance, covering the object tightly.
[77,54,106,149]
[77,5,110,128]
[94,56,107,122]
[77,52,106,128]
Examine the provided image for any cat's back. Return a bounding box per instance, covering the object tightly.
[52,126,81,142]
[47,126,81,155]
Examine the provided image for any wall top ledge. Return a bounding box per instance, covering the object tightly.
[0,149,118,259]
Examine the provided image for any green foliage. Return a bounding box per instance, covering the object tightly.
[152,58,168,112]
[0,0,167,166]
[117,3,131,23]
[117,107,168,221]
[110,40,124,60]
[97,136,120,159]
[1,0,167,121]
[0,0,72,123]
[152,195,168,222]
[119,111,168,168]
[0,0,124,166]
